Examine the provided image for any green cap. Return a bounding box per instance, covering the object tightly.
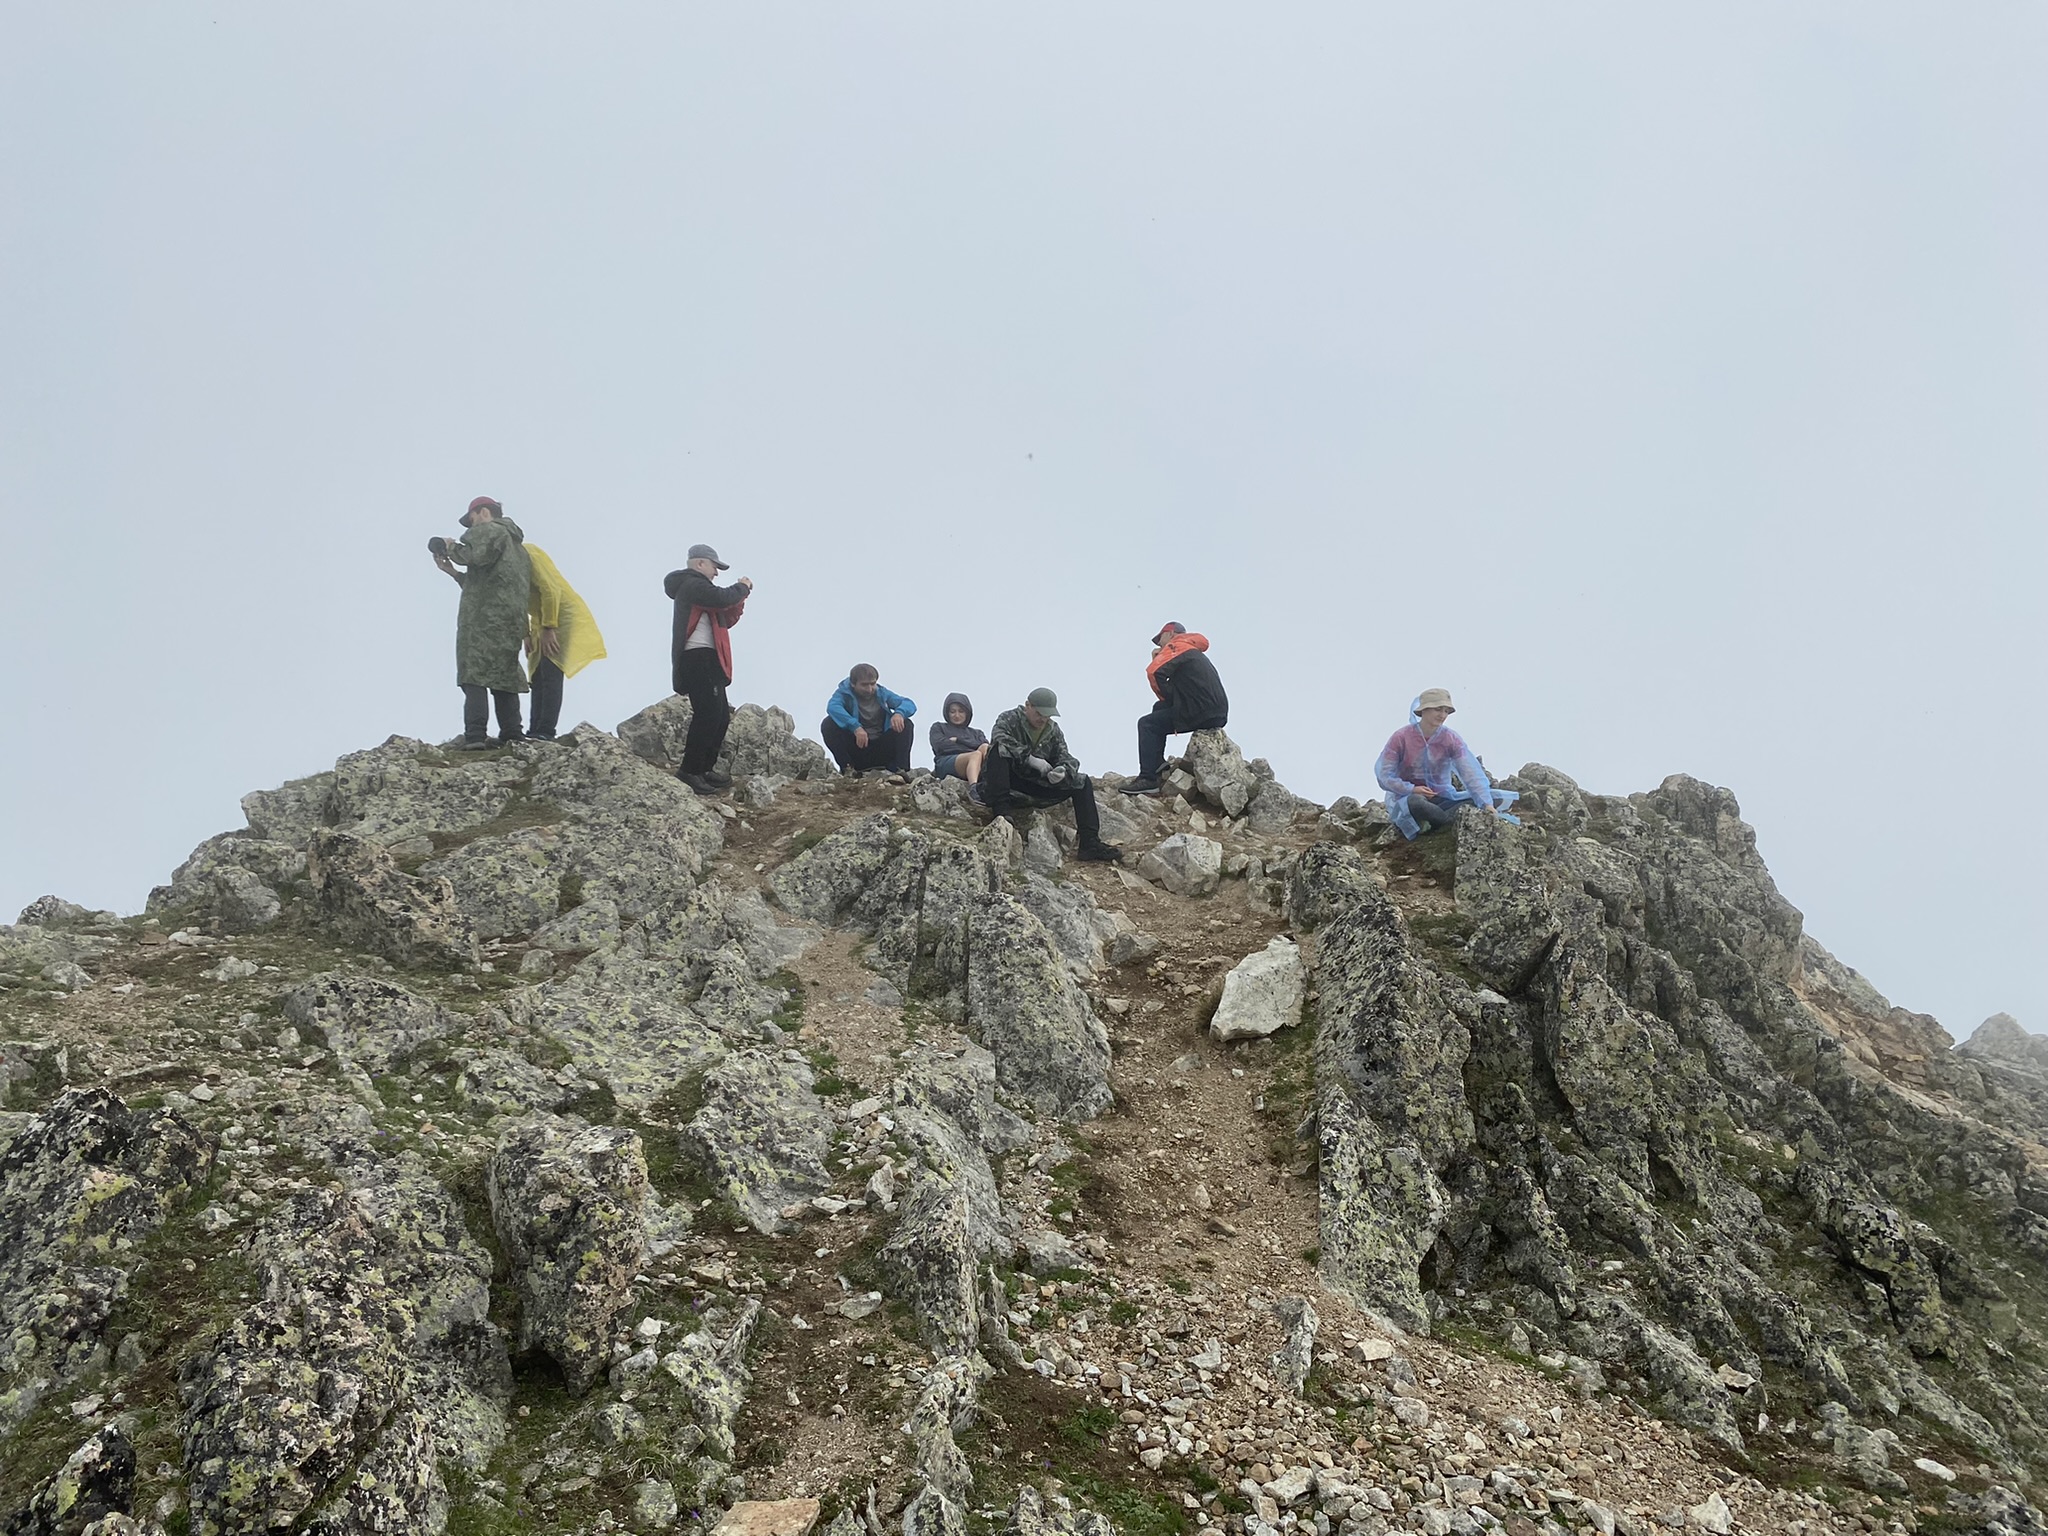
[1026,687,1059,716]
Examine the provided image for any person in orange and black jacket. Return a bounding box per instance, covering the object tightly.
[1121,621,1229,795]
[662,543,752,795]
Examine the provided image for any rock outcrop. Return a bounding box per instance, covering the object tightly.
[0,1091,212,1431]
[5,700,2043,1536]
[489,1120,650,1393]
[1289,770,2048,1470]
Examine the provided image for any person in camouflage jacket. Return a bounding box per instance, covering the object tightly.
[431,496,533,747]
[984,688,1121,862]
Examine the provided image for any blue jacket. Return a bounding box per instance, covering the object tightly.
[827,678,917,732]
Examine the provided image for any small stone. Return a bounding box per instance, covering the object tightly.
[594,1400,647,1446]
[712,1498,824,1536]
[1208,938,1306,1042]
[1686,1493,1732,1534]
[1390,1397,1430,1429]
[1264,1467,1314,1505]
[1911,1458,1955,1482]
[633,1477,680,1528]
[1352,1338,1394,1363]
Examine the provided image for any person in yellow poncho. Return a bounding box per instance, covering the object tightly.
[524,545,607,741]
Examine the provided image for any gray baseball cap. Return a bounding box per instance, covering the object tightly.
[687,543,729,570]
[1026,687,1059,716]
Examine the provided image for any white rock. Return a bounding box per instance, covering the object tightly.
[1352,1337,1395,1363]
[1913,1457,1956,1481]
[1390,1397,1430,1428]
[1136,834,1223,898]
[1263,1466,1313,1505]
[1208,938,1306,1043]
[1686,1492,1732,1534]
[1140,1447,1166,1471]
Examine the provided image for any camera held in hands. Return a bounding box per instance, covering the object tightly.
[427,536,449,558]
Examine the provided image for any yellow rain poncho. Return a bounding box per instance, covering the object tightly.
[524,545,607,679]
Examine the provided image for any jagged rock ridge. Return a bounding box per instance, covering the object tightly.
[0,709,2040,1536]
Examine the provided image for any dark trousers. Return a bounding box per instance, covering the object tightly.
[1138,702,1174,778]
[983,753,1103,845]
[461,685,523,743]
[676,648,732,773]
[529,658,565,739]
[822,717,914,774]
[1137,702,1227,778]
[1410,792,1459,830]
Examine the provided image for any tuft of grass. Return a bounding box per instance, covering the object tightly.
[770,970,806,1033]
[807,1047,854,1098]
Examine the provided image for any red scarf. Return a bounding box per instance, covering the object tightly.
[687,597,746,680]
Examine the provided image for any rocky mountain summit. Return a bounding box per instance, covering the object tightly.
[1,703,2043,1536]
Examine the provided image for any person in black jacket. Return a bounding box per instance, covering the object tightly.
[1122,621,1229,794]
[661,544,753,794]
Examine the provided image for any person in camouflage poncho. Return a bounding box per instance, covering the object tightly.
[983,687,1122,862]
[431,496,533,747]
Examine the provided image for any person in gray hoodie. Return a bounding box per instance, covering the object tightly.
[928,692,990,799]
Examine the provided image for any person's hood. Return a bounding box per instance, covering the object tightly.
[493,517,525,543]
[943,692,974,726]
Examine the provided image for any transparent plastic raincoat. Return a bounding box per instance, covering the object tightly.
[1375,700,1521,840]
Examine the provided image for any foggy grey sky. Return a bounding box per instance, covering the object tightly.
[4,5,2042,1037]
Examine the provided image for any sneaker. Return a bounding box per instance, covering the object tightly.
[677,770,721,796]
[966,783,987,807]
[1119,776,1162,795]
[496,733,527,746]
[1077,841,1123,864]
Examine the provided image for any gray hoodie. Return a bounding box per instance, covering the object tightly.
[928,692,986,761]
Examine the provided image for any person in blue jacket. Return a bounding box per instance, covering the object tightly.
[823,664,917,778]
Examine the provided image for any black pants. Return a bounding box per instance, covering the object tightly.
[676,648,732,773]
[529,658,565,740]
[1410,792,1459,831]
[822,718,914,774]
[461,685,523,743]
[983,753,1103,845]
[1137,702,1227,778]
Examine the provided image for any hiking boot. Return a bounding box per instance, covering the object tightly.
[496,733,527,746]
[677,770,721,796]
[1119,776,1162,795]
[1077,841,1123,864]
[454,737,493,751]
[702,768,733,788]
